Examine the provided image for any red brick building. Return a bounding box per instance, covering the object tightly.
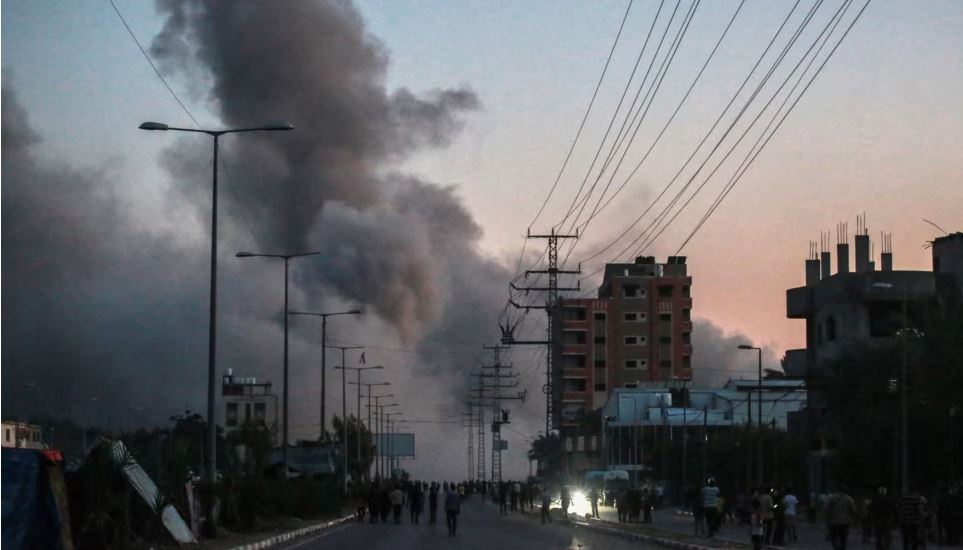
[553,256,693,427]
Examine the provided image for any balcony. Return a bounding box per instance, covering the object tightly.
[786,286,813,318]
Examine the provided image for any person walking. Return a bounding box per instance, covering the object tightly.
[589,487,600,519]
[827,486,858,550]
[616,487,628,523]
[498,482,508,515]
[561,486,572,519]
[390,485,404,524]
[703,478,721,537]
[445,485,461,537]
[898,490,925,550]
[691,484,706,536]
[758,486,775,545]
[511,481,519,512]
[541,486,553,524]
[409,483,424,524]
[870,486,897,550]
[750,498,765,550]
[783,486,800,542]
[429,482,439,524]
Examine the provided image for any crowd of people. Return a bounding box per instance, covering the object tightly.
[683,477,963,550]
[361,480,466,537]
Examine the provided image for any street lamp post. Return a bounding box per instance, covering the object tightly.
[339,365,384,479]
[352,381,390,479]
[328,345,364,496]
[236,251,321,472]
[364,393,394,479]
[371,401,399,479]
[289,310,363,440]
[140,120,293,480]
[384,411,403,476]
[738,344,764,486]
[873,282,915,494]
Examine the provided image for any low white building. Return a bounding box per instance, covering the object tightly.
[1,421,44,449]
[219,369,278,446]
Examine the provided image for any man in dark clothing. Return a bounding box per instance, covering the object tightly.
[510,482,519,512]
[898,491,924,550]
[871,487,897,550]
[445,487,461,537]
[541,487,553,524]
[588,487,599,519]
[499,482,508,515]
[429,483,439,524]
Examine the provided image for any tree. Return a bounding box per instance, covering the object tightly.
[528,433,563,481]
[330,415,374,485]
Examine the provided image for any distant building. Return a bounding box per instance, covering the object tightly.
[586,380,806,481]
[220,369,278,446]
[553,256,693,427]
[1,421,44,449]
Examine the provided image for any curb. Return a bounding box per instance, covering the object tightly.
[225,514,355,550]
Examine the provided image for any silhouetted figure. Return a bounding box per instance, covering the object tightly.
[429,483,439,524]
[541,487,553,524]
[445,487,461,537]
[391,486,404,524]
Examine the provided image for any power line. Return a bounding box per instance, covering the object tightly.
[574,0,805,277]
[526,0,635,232]
[677,0,872,252]
[105,0,263,250]
[554,0,669,231]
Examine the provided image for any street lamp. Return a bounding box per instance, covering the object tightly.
[384,411,404,477]
[140,120,293,480]
[328,345,364,495]
[236,251,320,473]
[289,309,364,439]
[738,344,763,486]
[338,365,384,477]
[367,396,396,480]
[872,282,918,494]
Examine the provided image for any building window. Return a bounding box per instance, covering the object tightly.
[594,359,606,368]
[561,354,586,369]
[660,360,672,369]
[254,402,267,423]
[682,332,691,344]
[826,316,837,341]
[562,330,587,345]
[624,335,646,345]
[658,285,673,297]
[593,335,606,344]
[226,403,238,427]
[682,285,690,297]
[622,285,644,298]
[683,308,691,320]
[624,359,639,369]
[562,307,587,321]
[594,312,606,321]
[624,383,639,389]
[563,378,587,392]
[660,336,672,344]
[594,383,606,391]
[624,312,647,322]
[683,355,691,370]
[660,313,671,321]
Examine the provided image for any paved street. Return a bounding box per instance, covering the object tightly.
[282,497,660,550]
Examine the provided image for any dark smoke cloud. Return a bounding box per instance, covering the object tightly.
[1,81,210,423]
[691,318,780,387]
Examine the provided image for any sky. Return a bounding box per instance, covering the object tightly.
[2,0,962,481]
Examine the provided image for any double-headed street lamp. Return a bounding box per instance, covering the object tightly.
[367,397,396,480]
[288,309,364,439]
[139,120,293,479]
[328,345,364,495]
[384,411,404,477]
[738,344,764,485]
[338,365,384,476]
[236,251,320,471]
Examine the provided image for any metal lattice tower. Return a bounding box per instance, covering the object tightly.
[482,344,525,483]
[506,228,579,435]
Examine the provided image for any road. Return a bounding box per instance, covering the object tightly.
[282,498,662,550]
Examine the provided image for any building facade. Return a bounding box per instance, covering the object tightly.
[1,421,44,449]
[220,369,279,446]
[554,256,693,427]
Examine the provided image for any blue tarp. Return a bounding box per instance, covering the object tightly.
[2,448,63,550]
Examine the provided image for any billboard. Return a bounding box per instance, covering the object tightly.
[374,433,415,457]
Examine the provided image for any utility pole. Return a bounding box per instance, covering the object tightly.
[481,344,525,483]
[503,228,579,437]
[466,372,490,481]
